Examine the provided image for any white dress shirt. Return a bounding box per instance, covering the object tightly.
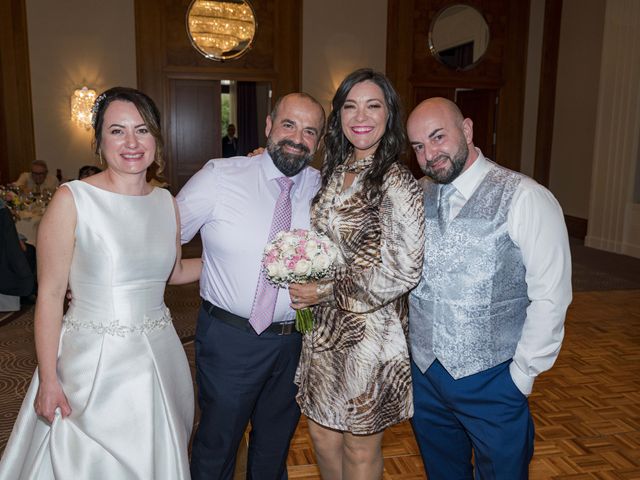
[447,150,572,394]
[176,151,321,323]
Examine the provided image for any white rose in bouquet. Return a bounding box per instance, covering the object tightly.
[266,260,288,282]
[311,254,332,271]
[293,258,312,276]
[282,234,299,247]
[304,240,319,257]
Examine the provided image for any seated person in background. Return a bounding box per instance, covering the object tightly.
[0,199,36,299]
[78,165,102,180]
[13,160,59,193]
[221,123,238,157]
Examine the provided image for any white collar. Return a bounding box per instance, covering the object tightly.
[450,148,491,200]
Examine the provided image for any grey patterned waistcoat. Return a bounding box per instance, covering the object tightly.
[409,162,530,378]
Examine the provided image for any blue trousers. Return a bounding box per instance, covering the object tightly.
[411,360,534,480]
[190,305,302,480]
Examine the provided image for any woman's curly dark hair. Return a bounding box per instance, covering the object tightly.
[313,68,407,205]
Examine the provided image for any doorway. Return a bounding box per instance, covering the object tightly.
[165,78,271,193]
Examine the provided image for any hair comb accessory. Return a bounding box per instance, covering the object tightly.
[91,92,108,129]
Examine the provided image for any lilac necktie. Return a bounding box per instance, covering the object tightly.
[249,176,294,334]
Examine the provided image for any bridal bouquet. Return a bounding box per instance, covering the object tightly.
[262,229,338,333]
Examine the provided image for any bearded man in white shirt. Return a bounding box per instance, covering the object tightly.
[177,93,325,480]
[407,97,572,480]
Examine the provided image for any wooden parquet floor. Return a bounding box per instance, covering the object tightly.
[284,290,640,479]
[1,289,639,479]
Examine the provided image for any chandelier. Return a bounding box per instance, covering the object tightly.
[187,1,256,59]
[70,86,97,130]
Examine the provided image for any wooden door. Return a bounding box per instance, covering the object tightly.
[456,89,498,160]
[168,79,221,193]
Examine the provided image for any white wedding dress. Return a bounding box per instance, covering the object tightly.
[0,181,194,479]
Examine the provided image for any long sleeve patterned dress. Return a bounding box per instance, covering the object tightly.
[295,156,425,434]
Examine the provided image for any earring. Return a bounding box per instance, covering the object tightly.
[98,150,104,165]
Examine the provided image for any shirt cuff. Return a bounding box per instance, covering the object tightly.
[509,361,535,396]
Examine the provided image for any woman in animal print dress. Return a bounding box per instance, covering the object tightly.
[289,68,425,480]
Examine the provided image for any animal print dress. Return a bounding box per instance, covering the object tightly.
[295,156,425,434]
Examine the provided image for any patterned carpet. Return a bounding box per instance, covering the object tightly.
[0,309,36,449]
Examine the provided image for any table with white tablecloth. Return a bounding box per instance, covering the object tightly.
[15,211,43,246]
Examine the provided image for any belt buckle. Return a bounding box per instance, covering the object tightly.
[277,322,294,335]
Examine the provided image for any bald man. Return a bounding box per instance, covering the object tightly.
[406,98,572,479]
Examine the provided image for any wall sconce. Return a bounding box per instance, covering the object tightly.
[71,86,97,130]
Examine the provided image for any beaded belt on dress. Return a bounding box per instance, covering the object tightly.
[62,306,172,337]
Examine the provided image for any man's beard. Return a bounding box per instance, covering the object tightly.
[420,139,468,184]
[267,138,314,177]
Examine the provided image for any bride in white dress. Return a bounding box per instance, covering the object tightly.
[0,87,200,479]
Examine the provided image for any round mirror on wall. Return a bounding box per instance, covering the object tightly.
[186,0,257,61]
[428,4,489,71]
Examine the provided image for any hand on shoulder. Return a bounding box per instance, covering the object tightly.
[247,147,265,157]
